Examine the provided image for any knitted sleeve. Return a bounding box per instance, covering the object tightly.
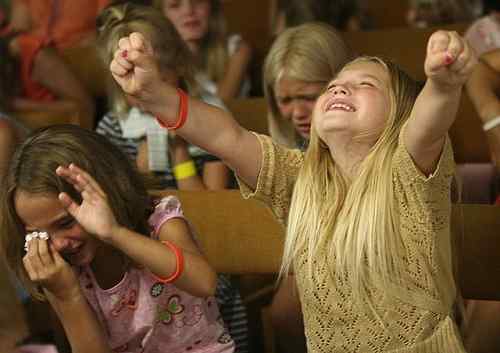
[237,133,304,226]
[392,126,456,303]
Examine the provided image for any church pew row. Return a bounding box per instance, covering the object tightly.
[156,190,500,301]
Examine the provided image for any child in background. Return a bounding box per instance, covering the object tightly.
[111,28,476,352]
[0,35,95,129]
[270,0,370,37]
[155,0,252,102]
[0,124,235,353]
[95,4,248,351]
[264,22,351,149]
[406,0,479,28]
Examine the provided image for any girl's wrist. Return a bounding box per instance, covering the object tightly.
[150,85,181,124]
[104,225,126,246]
[45,285,85,305]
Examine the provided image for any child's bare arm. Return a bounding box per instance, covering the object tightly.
[56,164,217,298]
[216,39,252,102]
[466,49,500,125]
[110,217,217,298]
[110,33,261,190]
[404,30,476,175]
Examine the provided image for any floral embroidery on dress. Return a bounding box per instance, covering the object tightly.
[150,282,165,297]
[111,289,138,316]
[217,331,232,344]
[157,294,185,324]
[177,304,203,328]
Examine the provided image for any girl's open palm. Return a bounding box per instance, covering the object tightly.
[56,164,119,243]
[425,30,477,89]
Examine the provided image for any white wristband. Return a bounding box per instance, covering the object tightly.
[483,116,500,131]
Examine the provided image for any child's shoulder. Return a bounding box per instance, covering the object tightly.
[148,196,185,235]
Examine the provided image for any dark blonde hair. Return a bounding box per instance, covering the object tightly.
[0,125,151,299]
[264,22,352,147]
[97,2,197,117]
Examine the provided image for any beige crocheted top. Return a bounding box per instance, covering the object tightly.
[238,132,466,353]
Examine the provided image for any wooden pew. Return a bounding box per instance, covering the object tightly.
[225,97,269,135]
[154,190,500,301]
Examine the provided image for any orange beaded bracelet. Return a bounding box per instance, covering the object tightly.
[155,88,188,130]
[152,240,185,283]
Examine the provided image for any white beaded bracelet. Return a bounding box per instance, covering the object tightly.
[482,116,500,131]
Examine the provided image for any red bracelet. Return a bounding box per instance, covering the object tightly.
[152,240,185,283]
[155,88,189,130]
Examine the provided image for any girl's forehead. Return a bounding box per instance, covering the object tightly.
[331,61,388,83]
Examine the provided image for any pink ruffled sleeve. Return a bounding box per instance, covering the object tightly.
[148,196,185,238]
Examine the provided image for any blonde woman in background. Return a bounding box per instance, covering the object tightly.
[264,22,352,150]
[154,0,252,102]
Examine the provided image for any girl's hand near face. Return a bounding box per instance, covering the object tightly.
[56,164,120,243]
[23,238,80,302]
[425,30,477,90]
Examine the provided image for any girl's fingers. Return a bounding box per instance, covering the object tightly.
[110,59,129,77]
[427,51,451,72]
[444,31,463,60]
[56,166,82,191]
[23,255,37,280]
[58,192,80,216]
[130,32,147,52]
[24,239,43,279]
[37,237,54,267]
[113,49,133,70]
[428,30,450,55]
[69,164,106,197]
[118,37,132,51]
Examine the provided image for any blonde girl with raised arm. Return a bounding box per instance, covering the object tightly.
[111,29,476,351]
[0,125,235,353]
[154,0,252,102]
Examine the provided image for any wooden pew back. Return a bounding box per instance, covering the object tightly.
[155,190,500,301]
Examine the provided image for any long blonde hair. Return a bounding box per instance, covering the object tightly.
[281,57,430,315]
[97,2,197,118]
[263,22,352,148]
[153,0,228,83]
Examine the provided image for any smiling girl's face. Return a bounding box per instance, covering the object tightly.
[313,61,391,146]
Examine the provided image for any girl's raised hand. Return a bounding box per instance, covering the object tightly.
[56,164,120,243]
[424,30,477,89]
[23,237,80,301]
[110,32,165,113]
